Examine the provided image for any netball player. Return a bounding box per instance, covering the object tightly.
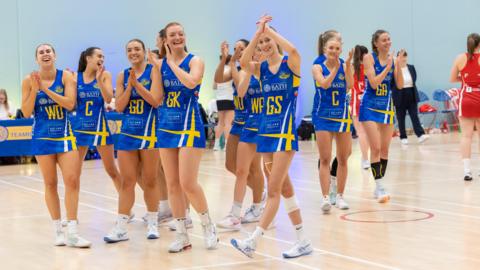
[312,32,353,212]
[217,45,266,230]
[359,30,405,202]
[450,33,480,181]
[103,39,163,243]
[21,44,90,247]
[156,22,218,252]
[231,15,312,259]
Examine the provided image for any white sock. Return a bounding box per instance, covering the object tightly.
[67,220,78,234]
[53,219,62,233]
[175,218,187,233]
[252,203,262,211]
[214,139,220,147]
[199,211,211,225]
[294,223,305,242]
[463,159,471,174]
[146,211,158,225]
[117,214,129,230]
[231,201,242,218]
[249,226,264,242]
[158,200,170,213]
[330,177,337,185]
[375,178,384,188]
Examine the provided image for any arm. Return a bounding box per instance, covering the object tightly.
[236,70,252,98]
[166,56,204,90]
[264,25,301,75]
[344,49,354,90]
[363,54,392,90]
[42,71,76,111]
[21,74,38,118]
[393,50,405,90]
[239,28,262,78]
[450,54,466,83]
[97,69,114,103]
[214,41,232,83]
[312,62,339,89]
[115,71,131,112]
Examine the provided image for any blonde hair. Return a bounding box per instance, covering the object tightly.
[0,89,9,111]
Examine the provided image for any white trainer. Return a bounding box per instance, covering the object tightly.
[147,224,159,240]
[241,206,262,224]
[374,186,391,203]
[167,216,193,231]
[321,196,331,214]
[231,238,256,258]
[401,138,408,145]
[66,233,91,248]
[127,213,135,223]
[361,159,371,170]
[282,239,313,259]
[418,134,430,144]
[335,194,349,210]
[202,222,219,250]
[158,211,173,224]
[54,231,65,246]
[104,226,129,243]
[168,233,192,253]
[217,214,241,231]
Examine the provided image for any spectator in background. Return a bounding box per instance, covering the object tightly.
[0,89,14,120]
[392,51,429,145]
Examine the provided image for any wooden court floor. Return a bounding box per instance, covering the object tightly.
[0,133,479,270]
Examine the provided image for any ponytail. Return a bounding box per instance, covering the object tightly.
[467,33,480,60]
[77,47,100,72]
[353,45,368,81]
[318,30,340,56]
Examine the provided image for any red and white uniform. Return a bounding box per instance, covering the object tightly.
[350,64,365,117]
[459,53,480,117]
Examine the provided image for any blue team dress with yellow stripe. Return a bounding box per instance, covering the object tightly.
[157,54,206,148]
[312,58,351,132]
[256,56,299,153]
[239,76,262,143]
[72,72,113,147]
[359,52,395,125]
[32,69,77,155]
[230,82,248,136]
[116,64,158,151]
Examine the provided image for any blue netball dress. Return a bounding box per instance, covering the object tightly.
[32,69,77,155]
[359,52,395,124]
[256,56,299,152]
[239,76,262,143]
[157,54,206,148]
[72,72,113,147]
[116,64,158,150]
[312,58,351,132]
[230,83,248,136]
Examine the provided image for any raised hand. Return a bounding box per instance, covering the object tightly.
[386,51,394,71]
[221,41,229,60]
[256,14,272,34]
[147,48,161,67]
[396,49,407,66]
[30,71,42,92]
[346,48,354,64]
[128,69,138,88]
[164,43,173,65]
[96,65,105,82]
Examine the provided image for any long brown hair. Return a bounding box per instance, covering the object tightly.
[318,30,339,56]
[0,89,9,111]
[371,29,388,55]
[353,45,368,80]
[77,47,101,72]
[467,33,480,60]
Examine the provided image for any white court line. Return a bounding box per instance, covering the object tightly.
[171,258,274,270]
[0,210,94,221]
[0,178,327,270]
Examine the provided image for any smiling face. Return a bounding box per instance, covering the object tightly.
[234,40,247,59]
[86,49,104,71]
[126,40,145,65]
[165,24,186,52]
[374,32,392,54]
[324,38,342,61]
[258,34,278,58]
[35,44,56,68]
